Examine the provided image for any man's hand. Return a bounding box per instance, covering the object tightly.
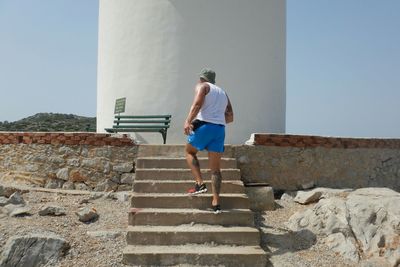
[184,121,193,135]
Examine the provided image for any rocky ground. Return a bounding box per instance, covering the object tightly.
[0,186,130,267]
[260,199,358,267]
[1,184,397,267]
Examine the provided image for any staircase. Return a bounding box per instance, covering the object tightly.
[123,145,268,266]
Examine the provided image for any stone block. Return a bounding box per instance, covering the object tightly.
[245,186,275,211]
[56,168,69,181]
[69,170,88,183]
[113,163,133,173]
[121,173,135,185]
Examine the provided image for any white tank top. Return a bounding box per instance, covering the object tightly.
[196,83,228,125]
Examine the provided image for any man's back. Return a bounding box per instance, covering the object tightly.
[196,83,228,125]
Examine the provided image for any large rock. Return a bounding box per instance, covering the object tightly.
[0,232,70,267]
[287,187,400,265]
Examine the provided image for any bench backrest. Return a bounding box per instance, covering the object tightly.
[113,115,171,129]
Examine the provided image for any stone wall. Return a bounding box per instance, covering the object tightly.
[0,133,137,191]
[1,132,399,193]
[235,134,400,191]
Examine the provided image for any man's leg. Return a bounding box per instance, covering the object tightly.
[185,143,204,186]
[208,151,222,206]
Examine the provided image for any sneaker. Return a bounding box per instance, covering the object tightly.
[212,204,221,214]
[187,183,207,195]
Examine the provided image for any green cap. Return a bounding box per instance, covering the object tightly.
[199,68,216,84]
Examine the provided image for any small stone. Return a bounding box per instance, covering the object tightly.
[110,175,121,184]
[8,192,25,205]
[49,156,65,165]
[69,170,88,183]
[80,147,89,157]
[86,231,121,239]
[4,204,31,217]
[45,179,65,189]
[62,181,75,190]
[113,192,131,202]
[0,184,18,198]
[79,198,90,204]
[103,162,111,174]
[0,196,9,207]
[24,164,39,172]
[89,192,104,200]
[117,184,132,191]
[56,168,70,181]
[74,183,91,191]
[112,163,133,173]
[39,205,67,216]
[67,158,80,167]
[294,189,323,205]
[121,173,135,185]
[59,146,76,155]
[94,180,118,192]
[75,207,99,223]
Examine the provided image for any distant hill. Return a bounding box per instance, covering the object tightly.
[0,113,96,132]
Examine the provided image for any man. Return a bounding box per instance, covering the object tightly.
[184,68,233,214]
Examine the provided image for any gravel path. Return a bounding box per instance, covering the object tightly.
[0,187,361,267]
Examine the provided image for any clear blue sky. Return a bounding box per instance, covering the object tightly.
[0,0,399,138]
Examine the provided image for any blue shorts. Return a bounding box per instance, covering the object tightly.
[187,122,225,153]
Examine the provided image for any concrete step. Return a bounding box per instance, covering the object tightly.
[128,208,255,227]
[126,225,260,246]
[133,180,245,194]
[123,244,267,267]
[131,193,250,209]
[136,157,237,169]
[135,168,241,181]
[138,144,235,158]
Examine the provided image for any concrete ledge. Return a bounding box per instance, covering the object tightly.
[0,132,135,146]
[249,133,400,149]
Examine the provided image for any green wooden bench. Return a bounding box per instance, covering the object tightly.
[105,115,172,144]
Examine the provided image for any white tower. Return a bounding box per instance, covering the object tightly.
[97,0,286,144]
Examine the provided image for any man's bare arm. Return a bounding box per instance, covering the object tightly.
[184,83,209,135]
[225,95,234,124]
